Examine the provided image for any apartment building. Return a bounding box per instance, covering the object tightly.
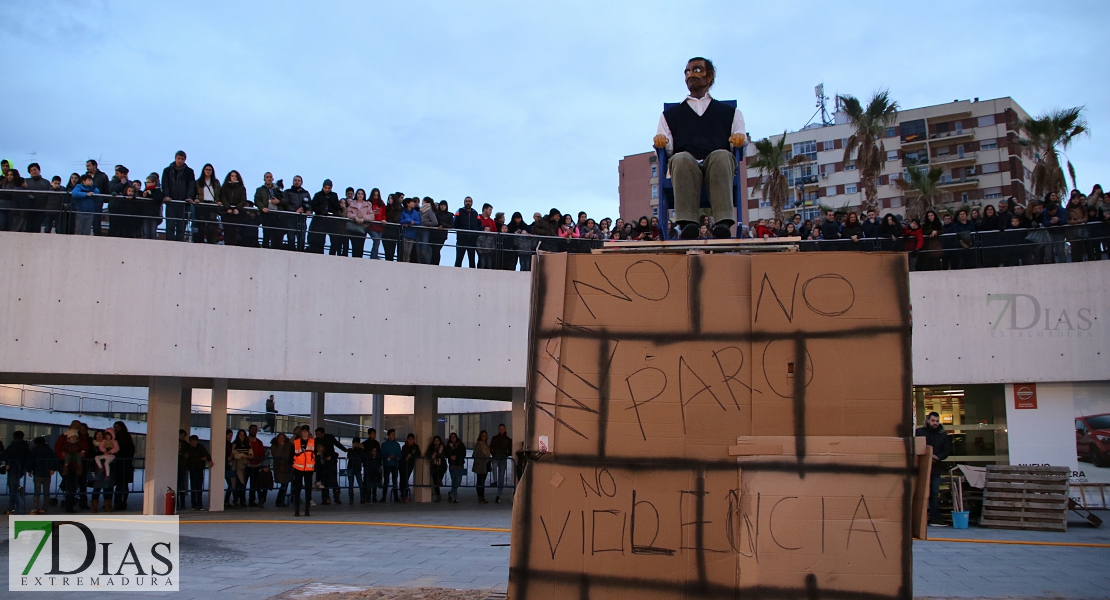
[618,97,1036,225]
[746,97,1036,222]
[617,151,658,223]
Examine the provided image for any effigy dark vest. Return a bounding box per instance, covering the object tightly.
[663,99,735,161]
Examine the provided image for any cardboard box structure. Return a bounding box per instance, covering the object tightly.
[510,252,915,600]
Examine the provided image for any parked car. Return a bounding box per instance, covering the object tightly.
[1075,413,1110,467]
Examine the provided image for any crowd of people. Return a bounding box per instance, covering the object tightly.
[0,154,636,270]
[196,423,515,516]
[2,155,1108,271]
[0,420,137,514]
[1,420,516,515]
[745,188,1110,268]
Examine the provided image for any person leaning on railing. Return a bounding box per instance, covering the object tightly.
[284,177,310,250]
[367,188,388,259]
[345,188,372,259]
[432,200,453,265]
[219,170,249,247]
[69,173,100,235]
[418,197,439,264]
[161,151,196,242]
[140,173,165,240]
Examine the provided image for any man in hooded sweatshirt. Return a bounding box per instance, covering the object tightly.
[161,151,196,241]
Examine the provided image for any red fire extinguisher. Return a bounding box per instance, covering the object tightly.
[165,487,176,516]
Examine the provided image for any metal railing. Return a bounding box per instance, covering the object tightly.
[0,383,372,447]
[4,189,1108,273]
[0,189,604,268]
[795,222,1110,271]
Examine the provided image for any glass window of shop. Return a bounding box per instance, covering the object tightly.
[914,384,1008,465]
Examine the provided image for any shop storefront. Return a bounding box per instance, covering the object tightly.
[909,261,1110,507]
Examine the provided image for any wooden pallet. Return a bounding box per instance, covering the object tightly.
[980,465,1069,532]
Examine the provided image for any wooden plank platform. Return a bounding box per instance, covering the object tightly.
[594,237,802,254]
[980,465,1069,532]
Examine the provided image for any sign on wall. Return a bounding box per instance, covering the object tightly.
[1013,383,1038,409]
[911,262,1109,385]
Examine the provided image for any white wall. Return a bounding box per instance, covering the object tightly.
[911,261,1109,385]
[0,233,530,391]
[1004,382,1080,472]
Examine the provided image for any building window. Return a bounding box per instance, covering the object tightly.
[961,193,969,203]
[822,140,835,151]
[937,147,951,157]
[889,172,900,182]
[845,161,856,171]
[793,140,817,161]
[652,206,659,218]
[900,119,927,143]
[957,145,965,158]
[981,163,1000,174]
[884,127,896,138]
[955,121,964,134]
[825,186,837,197]
[846,184,858,194]
[651,165,658,178]
[886,150,898,162]
[966,166,976,176]
[651,184,658,199]
[980,140,998,151]
[978,115,996,127]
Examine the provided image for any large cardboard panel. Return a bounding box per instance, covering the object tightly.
[528,253,569,452]
[750,253,907,335]
[515,252,913,600]
[509,461,908,599]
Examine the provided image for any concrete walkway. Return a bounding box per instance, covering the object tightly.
[2,494,1107,599]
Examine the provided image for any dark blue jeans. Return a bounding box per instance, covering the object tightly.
[928,466,942,522]
[165,203,188,241]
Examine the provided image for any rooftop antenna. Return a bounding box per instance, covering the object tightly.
[804,83,834,129]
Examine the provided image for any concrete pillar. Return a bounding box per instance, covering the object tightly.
[208,379,227,512]
[179,388,193,435]
[413,387,437,503]
[144,377,182,515]
[371,393,385,436]
[310,392,325,433]
[511,386,526,457]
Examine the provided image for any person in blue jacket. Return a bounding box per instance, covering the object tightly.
[380,429,402,502]
[70,173,101,235]
[399,197,420,263]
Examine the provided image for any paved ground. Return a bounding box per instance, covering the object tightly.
[1,489,1107,599]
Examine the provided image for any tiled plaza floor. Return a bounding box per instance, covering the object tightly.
[1,490,1107,599]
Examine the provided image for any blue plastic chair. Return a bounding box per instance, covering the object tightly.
[655,99,746,239]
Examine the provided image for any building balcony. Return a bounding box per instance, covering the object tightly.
[930,129,975,142]
[931,151,977,166]
[795,174,819,187]
[902,156,929,168]
[938,176,979,190]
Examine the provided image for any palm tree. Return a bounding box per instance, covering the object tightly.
[749,134,807,221]
[837,90,899,213]
[897,166,950,220]
[1020,107,1089,199]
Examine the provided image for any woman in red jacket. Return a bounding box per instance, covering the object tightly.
[367,188,387,260]
[903,218,924,270]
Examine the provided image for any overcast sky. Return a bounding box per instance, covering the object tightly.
[2,1,1106,220]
